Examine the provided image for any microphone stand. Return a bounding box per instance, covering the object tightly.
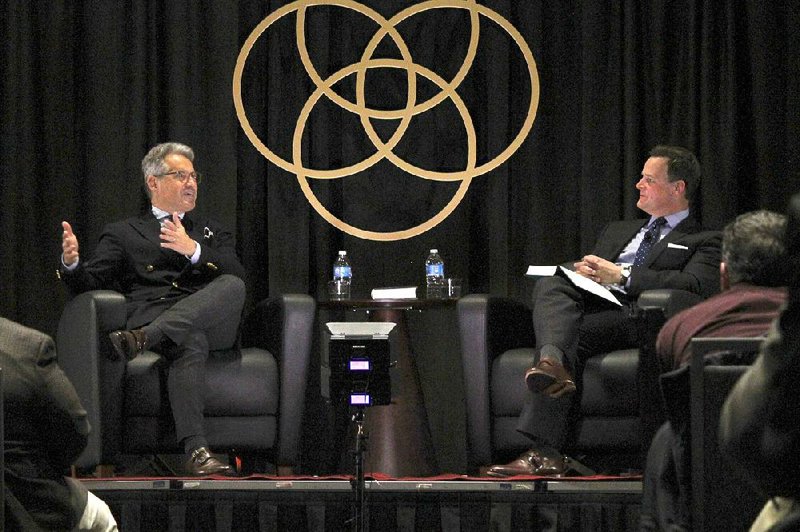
[349,408,368,532]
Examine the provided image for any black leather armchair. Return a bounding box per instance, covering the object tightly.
[55,290,315,475]
[689,337,765,532]
[457,289,703,473]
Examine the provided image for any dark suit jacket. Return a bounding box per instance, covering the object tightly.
[61,212,246,329]
[590,216,722,299]
[1,317,89,531]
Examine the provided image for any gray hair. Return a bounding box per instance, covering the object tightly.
[722,210,788,286]
[141,142,195,198]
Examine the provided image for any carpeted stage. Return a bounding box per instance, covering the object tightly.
[84,474,642,531]
[79,310,644,530]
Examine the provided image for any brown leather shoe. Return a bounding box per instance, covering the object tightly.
[487,448,566,477]
[108,329,148,361]
[524,359,576,397]
[185,447,233,476]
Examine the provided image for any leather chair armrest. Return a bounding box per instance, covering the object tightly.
[459,295,535,359]
[635,289,706,456]
[637,289,703,319]
[457,294,534,468]
[56,290,128,469]
[243,294,315,467]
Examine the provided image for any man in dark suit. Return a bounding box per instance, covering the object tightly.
[59,142,245,476]
[489,145,722,476]
[1,317,118,530]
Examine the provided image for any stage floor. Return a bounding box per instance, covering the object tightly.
[84,477,643,531]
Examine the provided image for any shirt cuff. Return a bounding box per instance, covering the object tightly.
[61,255,79,271]
[188,241,201,264]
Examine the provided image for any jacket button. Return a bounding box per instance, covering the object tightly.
[146,265,155,272]
[172,281,179,288]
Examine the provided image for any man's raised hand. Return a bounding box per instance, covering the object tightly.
[61,221,79,265]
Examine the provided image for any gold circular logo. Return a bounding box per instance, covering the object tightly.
[233,0,539,241]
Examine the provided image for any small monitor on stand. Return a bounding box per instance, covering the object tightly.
[321,322,395,532]
[322,322,395,406]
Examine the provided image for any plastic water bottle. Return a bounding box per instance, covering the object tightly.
[425,249,445,298]
[332,250,352,299]
[333,251,352,283]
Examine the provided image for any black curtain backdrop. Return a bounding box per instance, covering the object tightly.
[2,0,799,334]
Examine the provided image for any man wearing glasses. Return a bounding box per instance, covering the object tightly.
[59,142,245,476]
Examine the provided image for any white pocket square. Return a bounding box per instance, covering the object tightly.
[667,242,689,250]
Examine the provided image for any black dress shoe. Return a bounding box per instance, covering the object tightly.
[487,448,566,477]
[524,359,576,397]
[185,447,233,476]
[108,329,148,361]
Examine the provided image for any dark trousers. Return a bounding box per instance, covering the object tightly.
[146,274,246,446]
[640,421,691,531]
[517,275,637,448]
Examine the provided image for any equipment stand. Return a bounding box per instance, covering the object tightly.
[350,408,367,532]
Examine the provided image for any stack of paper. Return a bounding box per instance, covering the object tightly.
[370,286,418,299]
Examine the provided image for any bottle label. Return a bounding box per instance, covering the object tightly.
[426,264,444,277]
[334,266,352,279]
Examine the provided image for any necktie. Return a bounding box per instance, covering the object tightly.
[633,217,667,266]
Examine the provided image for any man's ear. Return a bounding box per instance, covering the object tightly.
[674,179,686,196]
[720,262,730,291]
[146,175,158,193]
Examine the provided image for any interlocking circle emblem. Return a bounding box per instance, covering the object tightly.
[233,0,539,241]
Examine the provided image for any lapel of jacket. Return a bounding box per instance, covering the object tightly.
[130,213,194,268]
[131,212,163,247]
[640,216,700,267]
[183,214,202,242]
[603,219,648,261]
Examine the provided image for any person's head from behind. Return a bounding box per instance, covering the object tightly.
[637,145,700,217]
[721,210,788,290]
[142,142,199,213]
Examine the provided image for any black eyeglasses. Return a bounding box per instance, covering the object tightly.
[156,170,202,184]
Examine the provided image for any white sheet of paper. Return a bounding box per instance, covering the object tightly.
[526,265,622,306]
[370,286,418,299]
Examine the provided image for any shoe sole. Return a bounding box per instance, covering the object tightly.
[526,371,576,397]
[107,332,126,361]
[526,370,558,393]
[108,332,139,361]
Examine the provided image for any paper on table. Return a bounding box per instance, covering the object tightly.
[370,286,418,299]
[526,265,622,306]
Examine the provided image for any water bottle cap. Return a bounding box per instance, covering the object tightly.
[430,249,438,253]
[338,250,347,256]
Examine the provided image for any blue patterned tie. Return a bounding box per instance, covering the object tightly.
[633,217,667,266]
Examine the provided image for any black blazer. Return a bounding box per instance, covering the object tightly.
[590,216,722,299]
[1,317,89,530]
[61,212,246,329]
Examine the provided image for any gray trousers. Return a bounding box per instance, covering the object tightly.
[517,275,636,448]
[146,274,246,447]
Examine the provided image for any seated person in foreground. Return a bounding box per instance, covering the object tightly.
[640,209,789,531]
[655,210,788,372]
[719,193,800,532]
[58,142,246,476]
[489,145,721,477]
[1,317,118,531]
